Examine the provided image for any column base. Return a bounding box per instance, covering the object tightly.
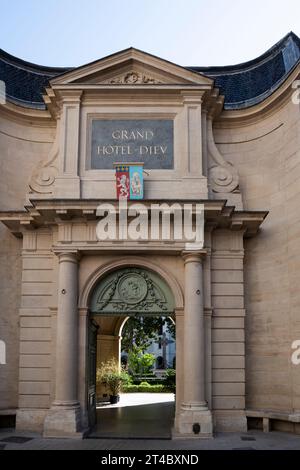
[43,403,84,438]
[174,404,213,438]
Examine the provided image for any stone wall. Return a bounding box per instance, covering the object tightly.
[16,230,56,431]
[0,224,21,411]
[0,116,54,414]
[211,229,246,431]
[215,95,300,414]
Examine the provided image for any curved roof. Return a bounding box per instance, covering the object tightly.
[1,32,299,111]
[0,49,72,109]
[190,32,300,109]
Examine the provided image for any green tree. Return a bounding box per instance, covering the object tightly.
[127,347,155,375]
[122,316,175,354]
[140,353,156,374]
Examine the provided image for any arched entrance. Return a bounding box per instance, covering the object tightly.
[86,264,178,437]
[44,253,212,438]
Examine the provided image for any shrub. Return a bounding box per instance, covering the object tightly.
[131,376,165,385]
[127,347,156,375]
[164,369,176,393]
[96,358,118,383]
[123,383,166,393]
[96,359,130,396]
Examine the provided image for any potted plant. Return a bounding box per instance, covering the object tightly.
[97,359,130,404]
[105,371,129,404]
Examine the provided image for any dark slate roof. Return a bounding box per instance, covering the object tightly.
[189,32,300,109]
[0,49,73,109]
[1,32,300,110]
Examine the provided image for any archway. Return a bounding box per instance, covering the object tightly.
[86,264,178,438]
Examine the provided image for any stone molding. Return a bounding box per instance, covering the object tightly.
[104,71,162,84]
[57,251,80,265]
[78,257,184,310]
[29,124,59,195]
[182,250,206,264]
[207,117,239,194]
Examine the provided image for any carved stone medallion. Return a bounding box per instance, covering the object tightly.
[118,273,148,304]
[90,267,175,314]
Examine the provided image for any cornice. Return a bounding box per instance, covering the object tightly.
[0,199,268,239]
[0,100,54,127]
[50,47,213,87]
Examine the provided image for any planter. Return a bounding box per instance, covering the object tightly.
[110,395,120,404]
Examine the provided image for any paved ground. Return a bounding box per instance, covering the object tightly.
[91,393,174,439]
[97,393,175,408]
[0,429,300,450]
[0,394,299,450]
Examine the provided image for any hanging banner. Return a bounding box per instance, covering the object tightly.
[115,163,144,200]
[129,165,144,200]
[115,165,130,200]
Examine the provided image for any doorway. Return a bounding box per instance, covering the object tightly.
[86,266,177,438]
[89,315,176,438]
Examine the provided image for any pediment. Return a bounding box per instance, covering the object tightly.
[50,47,213,87]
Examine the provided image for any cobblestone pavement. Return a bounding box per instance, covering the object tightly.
[0,428,300,450]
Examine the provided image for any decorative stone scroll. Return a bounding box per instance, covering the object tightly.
[207,117,239,193]
[89,267,175,315]
[29,128,59,195]
[104,71,161,85]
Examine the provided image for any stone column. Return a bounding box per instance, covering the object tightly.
[174,308,184,418]
[44,252,83,438]
[175,251,213,437]
[78,308,89,430]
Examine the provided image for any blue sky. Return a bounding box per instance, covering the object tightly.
[0,0,299,67]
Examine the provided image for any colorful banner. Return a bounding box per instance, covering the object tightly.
[115,164,144,200]
[115,165,130,200]
[129,166,144,200]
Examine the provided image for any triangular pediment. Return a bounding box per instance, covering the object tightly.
[50,47,213,87]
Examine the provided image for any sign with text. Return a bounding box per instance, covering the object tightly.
[91,119,174,170]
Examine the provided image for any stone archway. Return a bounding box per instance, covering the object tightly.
[75,257,185,437]
[44,252,212,438]
[86,265,178,433]
[79,257,184,311]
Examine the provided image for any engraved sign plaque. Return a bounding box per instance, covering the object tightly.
[91,119,174,170]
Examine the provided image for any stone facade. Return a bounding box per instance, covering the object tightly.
[0,34,300,437]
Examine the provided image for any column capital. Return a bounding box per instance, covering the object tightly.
[55,251,80,264]
[175,307,184,318]
[182,250,206,264]
[78,307,89,318]
[60,89,83,104]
